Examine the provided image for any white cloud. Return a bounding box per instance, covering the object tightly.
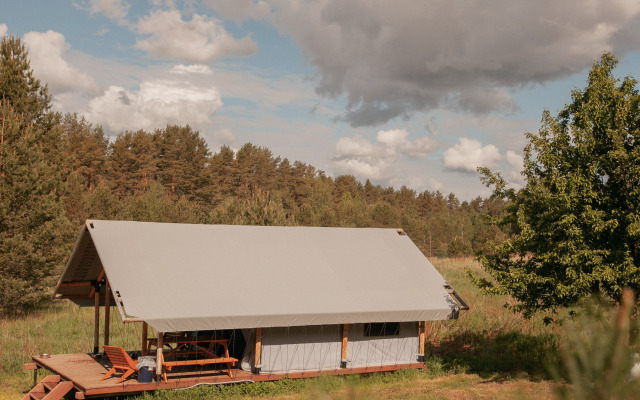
[23,30,100,94]
[171,64,213,75]
[75,0,130,23]
[428,178,444,192]
[505,150,525,185]
[443,138,502,173]
[135,10,258,63]
[210,127,235,146]
[0,24,7,37]
[84,77,222,133]
[505,150,524,170]
[204,0,271,22]
[331,129,436,181]
[271,0,640,126]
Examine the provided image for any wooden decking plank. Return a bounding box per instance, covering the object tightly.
[31,352,424,398]
[21,383,45,400]
[42,381,73,400]
[41,375,61,391]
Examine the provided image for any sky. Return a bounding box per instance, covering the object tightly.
[2,0,640,200]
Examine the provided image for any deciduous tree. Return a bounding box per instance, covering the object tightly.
[475,54,640,317]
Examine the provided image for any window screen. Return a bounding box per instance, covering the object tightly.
[364,322,400,337]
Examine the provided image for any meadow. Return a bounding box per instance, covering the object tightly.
[0,258,627,399]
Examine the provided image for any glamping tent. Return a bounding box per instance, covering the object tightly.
[53,220,467,379]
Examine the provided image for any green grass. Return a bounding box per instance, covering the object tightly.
[0,301,143,398]
[1,259,561,399]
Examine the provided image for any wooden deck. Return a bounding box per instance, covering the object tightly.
[31,353,425,398]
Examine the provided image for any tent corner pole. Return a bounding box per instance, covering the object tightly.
[341,324,349,368]
[253,328,262,375]
[141,322,148,356]
[417,321,426,362]
[104,279,110,347]
[156,332,163,382]
[93,284,100,354]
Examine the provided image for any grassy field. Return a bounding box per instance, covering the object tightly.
[0,258,600,399]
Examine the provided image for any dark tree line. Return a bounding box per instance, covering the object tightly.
[0,34,509,315]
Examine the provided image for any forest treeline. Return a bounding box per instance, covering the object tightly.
[0,35,509,315]
[61,115,509,257]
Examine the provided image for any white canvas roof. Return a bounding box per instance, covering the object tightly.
[55,220,459,332]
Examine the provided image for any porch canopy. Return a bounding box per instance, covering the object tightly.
[54,220,459,333]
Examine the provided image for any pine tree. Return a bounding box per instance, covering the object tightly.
[156,125,212,202]
[0,100,74,314]
[107,130,160,197]
[0,36,51,126]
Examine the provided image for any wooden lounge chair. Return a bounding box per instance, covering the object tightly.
[100,345,137,383]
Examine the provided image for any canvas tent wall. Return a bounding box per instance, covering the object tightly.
[240,322,420,373]
[53,220,463,374]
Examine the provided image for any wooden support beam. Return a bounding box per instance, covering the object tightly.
[104,279,110,347]
[141,322,149,356]
[93,286,100,354]
[59,281,94,287]
[341,324,349,368]
[53,294,94,300]
[417,321,426,362]
[156,332,163,382]
[253,328,262,374]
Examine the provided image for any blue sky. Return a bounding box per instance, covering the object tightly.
[2,0,640,199]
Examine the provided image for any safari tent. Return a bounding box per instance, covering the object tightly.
[42,220,467,396]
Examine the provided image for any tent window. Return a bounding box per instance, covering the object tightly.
[364,322,400,337]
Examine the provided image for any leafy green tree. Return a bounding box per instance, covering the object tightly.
[121,181,207,223]
[336,192,370,227]
[476,53,640,317]
[370,200,399,227]
[239,189,292,226]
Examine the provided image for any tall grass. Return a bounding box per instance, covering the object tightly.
[1,259,559,398]
[428,258,558,378]
[0,301,142,396]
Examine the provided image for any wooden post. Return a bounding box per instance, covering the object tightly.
[156,332,163,382]
[253,328,262,374]
[93,284,100,354]
[340,324,349,368]
[141,322,149,356]
[417,321,426,362]
[104,279,110,347]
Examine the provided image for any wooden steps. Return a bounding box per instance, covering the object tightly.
[22,375,74,400]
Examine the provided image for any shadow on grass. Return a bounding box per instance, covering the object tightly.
[427,330,557,381]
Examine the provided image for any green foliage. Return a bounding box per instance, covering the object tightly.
[476,53,640,317]
[0,35,51,125]
[550,289,640,400]
[0,37,75,315]
[238,189,293,226]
